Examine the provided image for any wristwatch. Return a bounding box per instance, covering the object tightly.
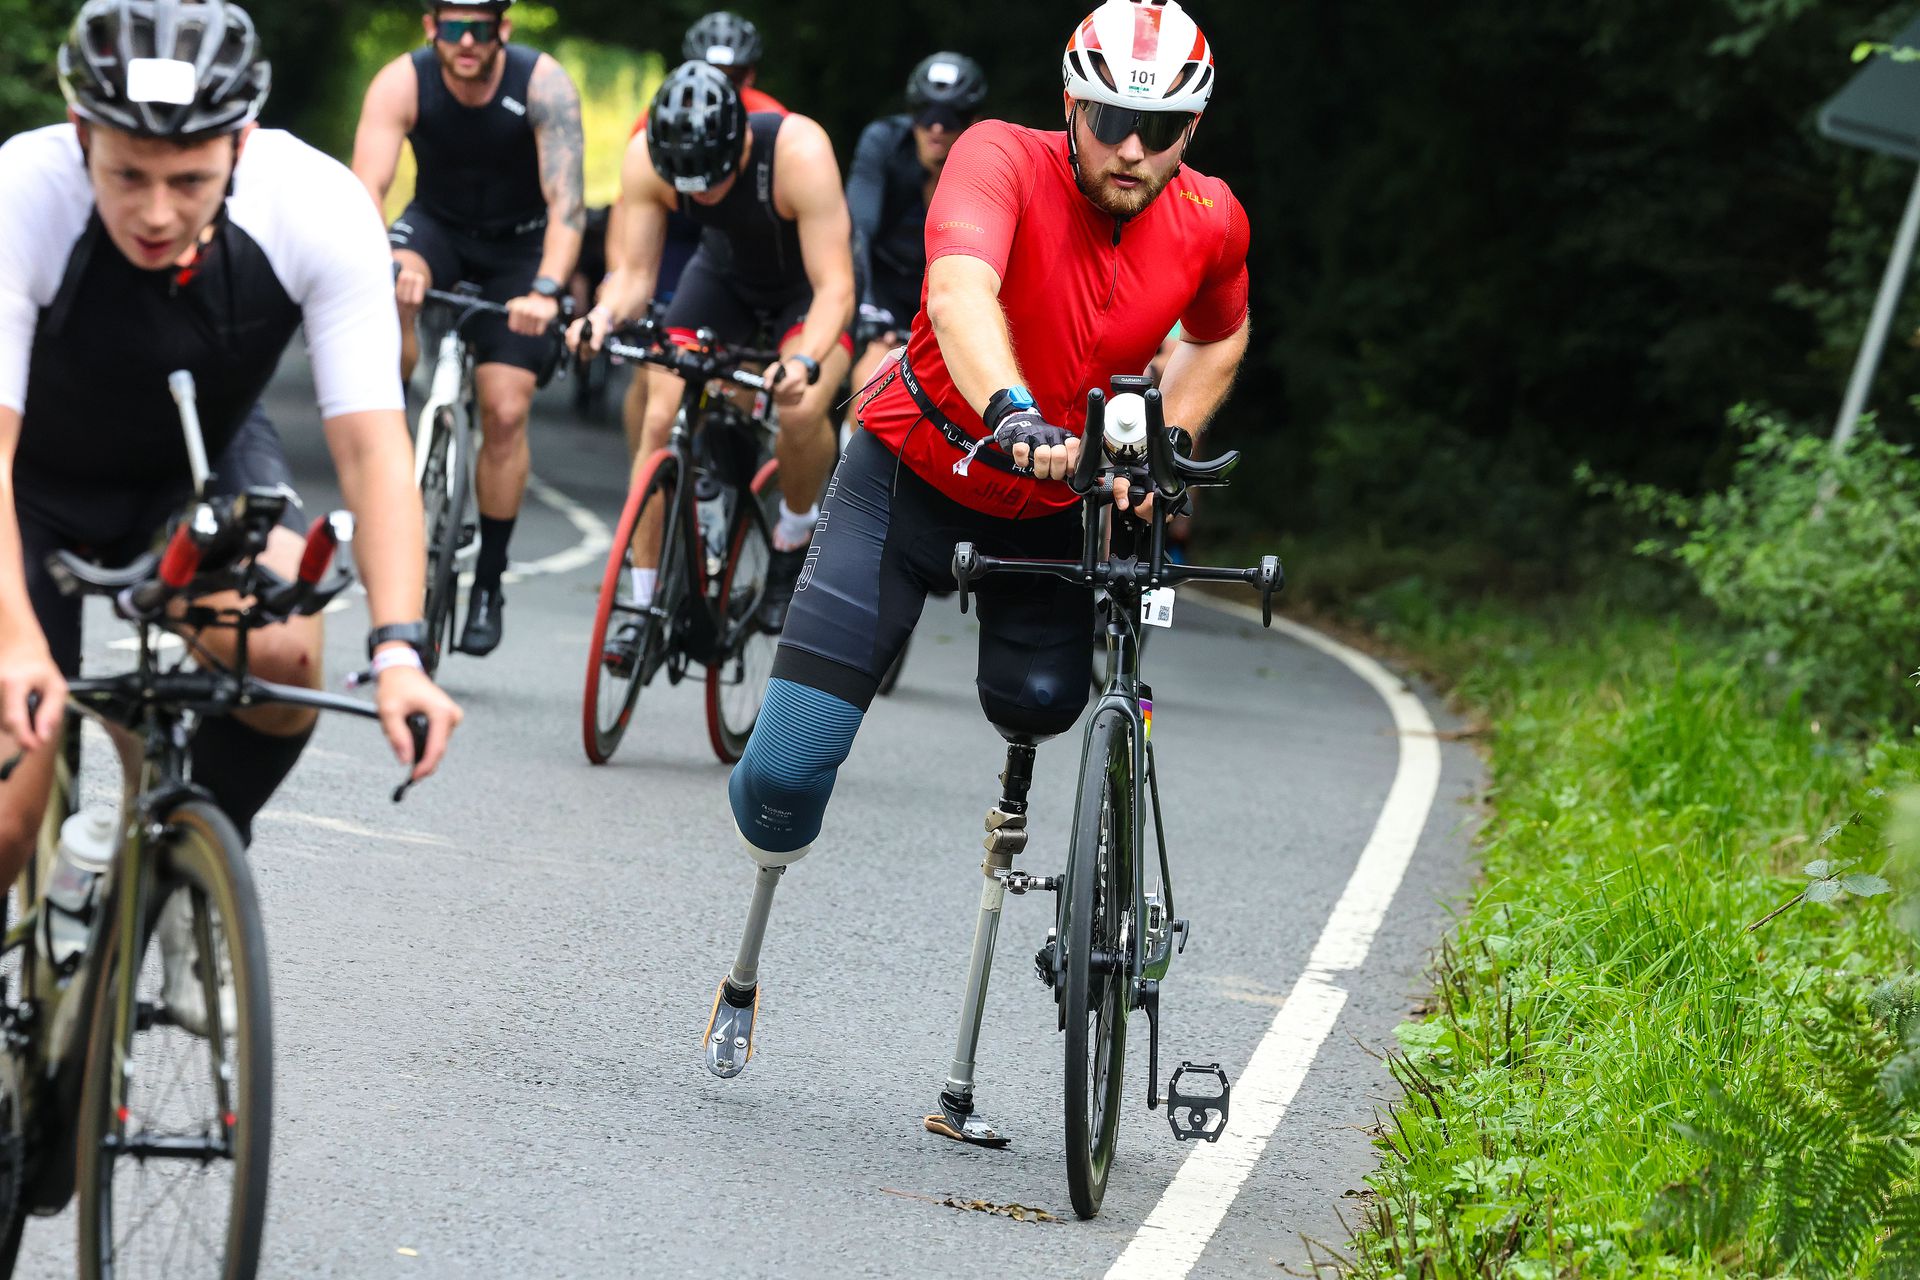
[366,621,431,662]
[984,385,1037,432]
[530,276,562,300]
[787,353,821,384]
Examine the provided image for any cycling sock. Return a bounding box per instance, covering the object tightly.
[773,502,819,553]
[189,717,314,847]
[630,567,656,608]
[475,515,516,590]
[728,678,863,864]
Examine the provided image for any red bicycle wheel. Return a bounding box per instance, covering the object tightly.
[583,449,682,763]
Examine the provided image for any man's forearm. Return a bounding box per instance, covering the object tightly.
[795,280,854,366]
[0,478,46,652]
[927,271,1023,420]
[331,417,426,632]
[594,265,658,328]
[1158,321,1250,441]
[535,223,583,294]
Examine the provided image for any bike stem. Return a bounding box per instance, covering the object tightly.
[940,739,1037,1111]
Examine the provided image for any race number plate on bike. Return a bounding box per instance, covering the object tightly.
[1142,587,1176,628]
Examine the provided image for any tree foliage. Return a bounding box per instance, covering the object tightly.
[4,0,1918,555]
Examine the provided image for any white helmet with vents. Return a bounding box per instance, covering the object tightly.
[1062,0,1215,116]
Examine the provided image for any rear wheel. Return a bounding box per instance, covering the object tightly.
[583,450,686,764]
[1062,710,1134,1220]
[76,801,271,1279]
[419,409,469,676]
[705,458,781,763]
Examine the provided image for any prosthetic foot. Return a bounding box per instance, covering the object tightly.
[704,979,760,1079]
[703,863,784,1079]
[923,1090,1010,1148]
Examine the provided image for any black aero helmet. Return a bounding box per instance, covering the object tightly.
[59,0,270,140]
[648,61,745,195]
[683,11,762,73]
[907,52,986,116]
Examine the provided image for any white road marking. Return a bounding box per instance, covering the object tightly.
[499,474,612,585]
[262,811,452,848]
[1106,598,1443,1280]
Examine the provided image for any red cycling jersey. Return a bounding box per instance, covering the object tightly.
[855,120,1249,519]
[630,85,788,139]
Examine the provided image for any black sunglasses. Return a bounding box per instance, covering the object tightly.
[435,18,500,45]
[1078,101,1195,153]
[914,105,975,133]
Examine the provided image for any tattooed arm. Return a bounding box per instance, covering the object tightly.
[527,53,586,288]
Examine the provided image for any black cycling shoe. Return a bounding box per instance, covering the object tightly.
[704,978,759,1079]
[757,545,808,633]
[923,1090,1010,1148]
[457,583,505,655]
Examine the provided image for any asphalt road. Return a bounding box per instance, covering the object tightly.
[17,356,1479,1278]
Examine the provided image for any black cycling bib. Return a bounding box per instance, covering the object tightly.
[681,113,807,302]
[407,44,546,235]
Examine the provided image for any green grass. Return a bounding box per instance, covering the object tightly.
[1333,592,1920,1278]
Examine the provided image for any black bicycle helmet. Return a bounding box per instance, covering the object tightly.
[906,52,987,115]
[683,11,762,72]
[59,0,270,140]
[647,61,746,194]
[419,0,513,11]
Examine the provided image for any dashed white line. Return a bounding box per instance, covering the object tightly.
[1106,598,1443,1280]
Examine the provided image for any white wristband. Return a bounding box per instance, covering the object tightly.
[370,646,424,677]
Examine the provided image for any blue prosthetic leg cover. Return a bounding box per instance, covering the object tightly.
[728,678,865,863]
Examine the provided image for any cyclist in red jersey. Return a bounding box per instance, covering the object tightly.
[700,0,1250,1148]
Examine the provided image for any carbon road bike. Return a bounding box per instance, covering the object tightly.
[580,321,802,765]
[0,376,427,1276]
[930,380,1283,1219]
[411,285,570,674]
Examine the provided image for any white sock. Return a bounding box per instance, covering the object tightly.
[629,567,657,607]
[774,501,820,553]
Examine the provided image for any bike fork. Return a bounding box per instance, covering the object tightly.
[926,740,1039,1148]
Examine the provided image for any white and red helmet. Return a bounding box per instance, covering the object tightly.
[1062,0,1215,115]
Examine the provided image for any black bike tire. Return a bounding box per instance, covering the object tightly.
[1062,708,1133,1220]
[75,800,271,1280]
[584,453,685,763]
[420,409,465,676]
[704,459,779,763]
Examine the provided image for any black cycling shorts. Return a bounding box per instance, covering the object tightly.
[865,266,921,340]
[390,203,552,375]
[657,209,702,303]
[773,428,1093,736]
[663,246,854,356]
[21,403,304,677]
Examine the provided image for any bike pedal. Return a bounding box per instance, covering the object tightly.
[1163,1062,1230,1143]
[1033,934,1059,989]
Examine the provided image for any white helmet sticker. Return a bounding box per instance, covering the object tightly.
[706,45,736,66]
[928,60,960,86]
[673,175,711,193]
[126,58,198,107]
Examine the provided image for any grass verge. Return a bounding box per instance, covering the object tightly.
[1325,591,1919,1278]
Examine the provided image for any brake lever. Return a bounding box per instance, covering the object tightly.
[1070,388,1105,496]
[952,542,979,615]
[1256,554,1283,628]
[392,712,431,804]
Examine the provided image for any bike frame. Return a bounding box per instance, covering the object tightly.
[605,330,782,667]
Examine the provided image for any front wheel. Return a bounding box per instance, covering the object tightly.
[583,450,686,764]
[76,801,271,1279]
[705,458,780,763]
[1062,709,1134,1219]
[419,409,469,676]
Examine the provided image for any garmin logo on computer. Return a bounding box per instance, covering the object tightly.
[501,96,527,116]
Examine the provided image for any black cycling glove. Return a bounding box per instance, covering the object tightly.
[992,409,1073,456]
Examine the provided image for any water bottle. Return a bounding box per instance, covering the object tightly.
[1104,392,1150,461]
[695,473,728,583]
[45,807,115,972]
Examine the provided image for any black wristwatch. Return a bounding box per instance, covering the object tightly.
[530,276,562,300]
[367,622,431,662]
[787,353,821,385]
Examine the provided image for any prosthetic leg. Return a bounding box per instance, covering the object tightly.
[924,733,1049,1147]
[705,863,785,1078]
